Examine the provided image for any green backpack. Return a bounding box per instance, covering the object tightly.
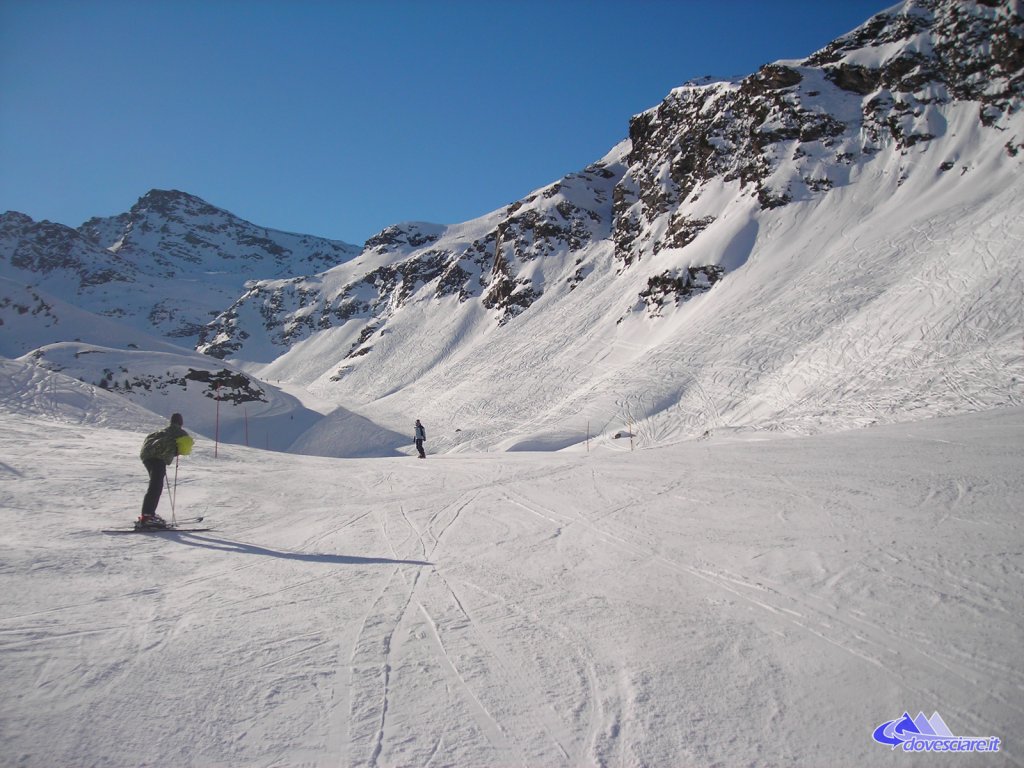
[140,427,189,464]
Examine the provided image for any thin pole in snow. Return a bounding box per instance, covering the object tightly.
[172,456,179,525]
[164,474,173,518]
[165,457,179,525]
[215,383,221,458]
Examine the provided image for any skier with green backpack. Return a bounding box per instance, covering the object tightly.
[138,413,194,529]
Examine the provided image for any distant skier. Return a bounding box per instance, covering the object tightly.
[414,419,427,459]
[138,413,193,529]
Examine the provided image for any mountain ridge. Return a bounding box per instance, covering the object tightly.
[195,0,1021,454]
[201,0,1024,361]
[2,0,1022,456]
[1,189,361,346]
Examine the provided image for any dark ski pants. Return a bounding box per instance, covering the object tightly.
[141,458,167,517]
[415,439,426,458]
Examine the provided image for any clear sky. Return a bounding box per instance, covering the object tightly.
[1,0,892,245]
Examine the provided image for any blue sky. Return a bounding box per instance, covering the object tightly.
[1,0,891,245]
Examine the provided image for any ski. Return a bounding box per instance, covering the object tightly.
[169,515,205,525]
[102,527,212,534]
[101,514,206,534]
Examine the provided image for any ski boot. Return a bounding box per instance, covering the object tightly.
[135,514,169,531]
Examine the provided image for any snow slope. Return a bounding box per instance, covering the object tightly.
[195,0,1024,455]
[0,359,165,431]
[267,133,1023,456]
[0,277,193,359]
[12,344,404,457]
[1,401,1021,766]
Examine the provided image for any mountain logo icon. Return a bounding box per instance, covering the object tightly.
[873,711,953,747]
[872,711,1000,754]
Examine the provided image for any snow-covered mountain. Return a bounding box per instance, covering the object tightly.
[199,0,1024,451]
[196,155,625,362]
[1,192,365,452]
[2,0,1022,457]
[0,189,360,345]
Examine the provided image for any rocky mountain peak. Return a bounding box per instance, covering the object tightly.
[611,0,1022,264]
[0,209,133,287]
[809,0,1023,116]
[78,189,218,250]
[2,190,361,344]
[132,188,218,217]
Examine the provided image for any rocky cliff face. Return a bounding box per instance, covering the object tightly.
[613,0,1023,264]
[196,156,625,358]
[0,212,136,289]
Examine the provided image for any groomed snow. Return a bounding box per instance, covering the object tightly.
[3,4,1022,764]
[1,402,1021,766]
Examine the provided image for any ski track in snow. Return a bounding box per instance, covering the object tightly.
[1,406,1022,766]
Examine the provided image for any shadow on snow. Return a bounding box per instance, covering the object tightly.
[167,532,432,566]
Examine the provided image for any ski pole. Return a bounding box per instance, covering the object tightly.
[164,458,179,525]
[172,456,180,525]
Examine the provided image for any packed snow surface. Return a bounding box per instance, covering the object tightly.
[1,402,1021,766]
[2,3,1023,763]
